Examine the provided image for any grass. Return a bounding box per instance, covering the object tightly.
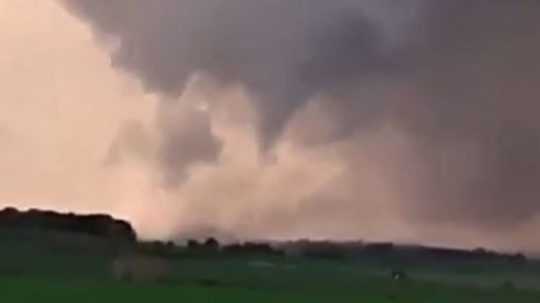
[1,230,540,302]
[2,275,539,303]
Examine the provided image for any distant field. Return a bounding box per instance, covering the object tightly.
[2,274,539,303]
[1,230,540,302]
[2,256,540,302]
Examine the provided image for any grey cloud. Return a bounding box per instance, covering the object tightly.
[398,0,540,228]
[105,120,153,166]
[61,0,540,237]
[157,101,222,187]
[61,0,418,150]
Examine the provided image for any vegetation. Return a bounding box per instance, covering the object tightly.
[1,207,539,302]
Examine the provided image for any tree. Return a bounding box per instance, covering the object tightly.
[204,237,219,250]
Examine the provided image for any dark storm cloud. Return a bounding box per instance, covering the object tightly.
[397,0,540,228]
[60,0,419,150]
[61,0,540,231]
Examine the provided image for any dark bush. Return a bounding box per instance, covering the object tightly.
[204,237,219,250]
[222,242,283,256]
[187,239,200,249]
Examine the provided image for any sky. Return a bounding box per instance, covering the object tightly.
[2,0,540,253]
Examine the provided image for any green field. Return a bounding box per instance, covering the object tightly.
[2,276,538,303]
[1,230,540,302]
[2,266,540,303]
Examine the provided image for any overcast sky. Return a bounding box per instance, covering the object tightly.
[2,0,540,253]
